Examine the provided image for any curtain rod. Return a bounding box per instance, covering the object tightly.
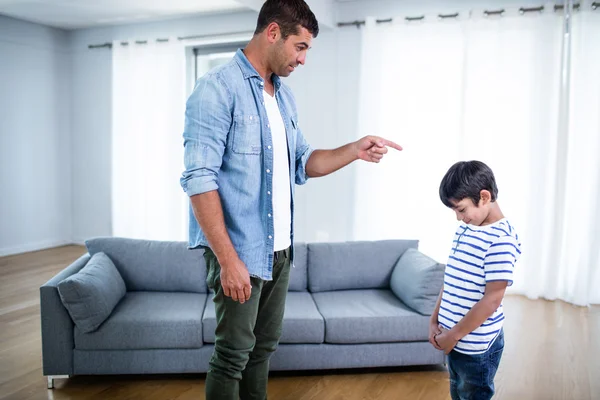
[336,2,595,28]
[87,1,598,48]
[87,30,253,50]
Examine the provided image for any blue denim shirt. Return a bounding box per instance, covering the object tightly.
[180,49,313,280]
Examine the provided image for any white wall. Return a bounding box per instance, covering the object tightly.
[0,15,72,256]
[69,42,112,244]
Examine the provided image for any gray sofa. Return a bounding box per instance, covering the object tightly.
[40,237,446,389]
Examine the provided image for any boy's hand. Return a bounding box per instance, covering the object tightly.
[429,320,442,350]
[435,326,459,355]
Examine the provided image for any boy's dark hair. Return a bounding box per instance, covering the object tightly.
[254,0,319,39]
[439,161,499,208]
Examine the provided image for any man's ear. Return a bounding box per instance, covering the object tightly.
[265,22,281,43]
[479,190,492,206]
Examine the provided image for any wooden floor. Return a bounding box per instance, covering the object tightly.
[1,245,598,400]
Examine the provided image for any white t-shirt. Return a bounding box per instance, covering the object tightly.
[263,90,291,251]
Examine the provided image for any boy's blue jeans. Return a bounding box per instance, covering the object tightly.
[447,329,505,400]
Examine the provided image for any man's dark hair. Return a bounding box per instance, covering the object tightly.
[439,161,499,208]
[254,0,319,39]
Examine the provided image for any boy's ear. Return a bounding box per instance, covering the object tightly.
[479,190,492,205]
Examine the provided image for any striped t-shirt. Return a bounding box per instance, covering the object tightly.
[438,218,522,354]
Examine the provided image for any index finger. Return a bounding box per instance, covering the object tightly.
[380,138,403,151]
[370,136,402,151]
[223,284,231,298]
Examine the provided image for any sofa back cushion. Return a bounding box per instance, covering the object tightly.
[85,237,207,293]
[57,252,126,333]
[307,240,418,293]
[390,248,445,315]
[289,243,308,291]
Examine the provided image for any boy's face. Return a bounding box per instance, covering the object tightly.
[450,190,492,226]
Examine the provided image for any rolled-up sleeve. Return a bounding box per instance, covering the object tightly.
[180,74,231,197]
[294,122,314,185]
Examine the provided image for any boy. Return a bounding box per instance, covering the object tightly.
[431,160,522,400]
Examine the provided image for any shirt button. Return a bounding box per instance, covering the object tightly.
[268,235,272,239]
[268,124,270,128]
[267,191,271,195]
[268,145,272,150]
[268,214,272,218]
[266,169,271,173]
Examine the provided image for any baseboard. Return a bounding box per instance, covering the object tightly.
[0,239,73,257]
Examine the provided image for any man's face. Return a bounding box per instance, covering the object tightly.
[450,194,490,226]
[270,26,312,77]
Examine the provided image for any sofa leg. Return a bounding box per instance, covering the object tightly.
[47,375,70,389]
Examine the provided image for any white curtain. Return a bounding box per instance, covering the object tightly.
[112,38,188,241]
[354,16,467,263]
[354,8,600,306]
[539,8,600,305]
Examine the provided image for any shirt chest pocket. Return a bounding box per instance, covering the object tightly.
[232,114,262,155]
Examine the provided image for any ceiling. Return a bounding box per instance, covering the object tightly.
[0,0,248,29]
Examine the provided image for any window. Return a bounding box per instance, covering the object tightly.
[194,41,248,82]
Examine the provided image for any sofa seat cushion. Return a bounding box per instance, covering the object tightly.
[74,292,207,350]
[203,292,324,344]
[311,289,429,344]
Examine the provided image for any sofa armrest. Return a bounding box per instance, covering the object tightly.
[40,253,90,376]
[390,248,445,316]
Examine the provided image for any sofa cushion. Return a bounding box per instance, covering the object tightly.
[308,240,418,292]
[280,292,324,342]
[85,237,207,293]
[202,292,324,344]
[289,243,308,291]
[74,292,207,350]
[390,248,445,315]
[311,289,429,344]
[57,252,126,333]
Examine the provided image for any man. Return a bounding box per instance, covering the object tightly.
[180,1,402,399]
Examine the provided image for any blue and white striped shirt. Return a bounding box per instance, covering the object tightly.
[438,218,522,354]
